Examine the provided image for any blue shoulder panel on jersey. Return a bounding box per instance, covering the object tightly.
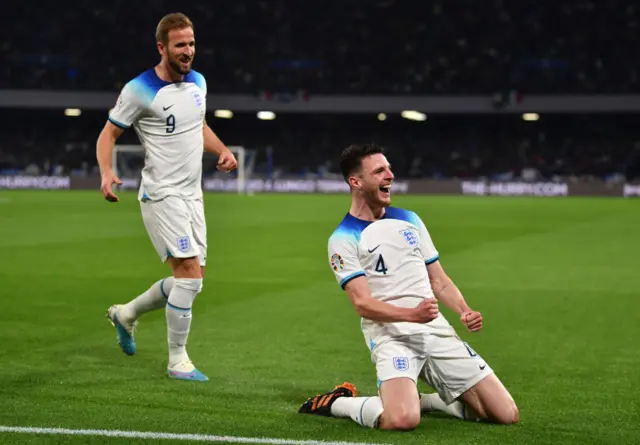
[384,207,421,227]
[332,213,370,242]
[331,208,421,242]
[128,69,172,107]
[385,207,438,263]
[184,70,206,91]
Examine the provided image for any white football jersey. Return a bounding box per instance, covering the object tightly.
[328,207,455,340]
[109,68,207,201]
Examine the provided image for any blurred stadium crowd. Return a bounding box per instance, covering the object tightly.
[2,110,639,182]
[2,0,638,94]
[1,0,639,182]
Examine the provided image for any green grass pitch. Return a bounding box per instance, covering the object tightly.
[0,191,638,445]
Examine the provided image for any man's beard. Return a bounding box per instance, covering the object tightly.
[168,57,191,75]
[364,186,390,207]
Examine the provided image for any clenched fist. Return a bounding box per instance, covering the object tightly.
[460,310,483,332]
[411,298,440,323]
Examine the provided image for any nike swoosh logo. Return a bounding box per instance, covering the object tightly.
[479,364,486,370]
[368,245,380,253]
[163,105,174,111]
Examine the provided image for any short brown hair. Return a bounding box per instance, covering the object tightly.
[155,13,193,45]
[339,144,386,183]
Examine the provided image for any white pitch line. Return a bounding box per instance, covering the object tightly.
[0,426,392,445]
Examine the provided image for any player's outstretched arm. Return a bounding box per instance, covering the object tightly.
[203,121,237,172]
[345,276,439,323]
[96,121,125,202]
[426,261,483,332]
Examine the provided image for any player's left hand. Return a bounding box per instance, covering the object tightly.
[217,151,238,172]
[460,310,483,332]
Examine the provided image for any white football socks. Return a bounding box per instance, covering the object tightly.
[328,393,482,428]
[331,397,384,428]
[166,278,202,367]
[120,277,174,321]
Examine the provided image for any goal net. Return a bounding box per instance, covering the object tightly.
[112,145,256,194]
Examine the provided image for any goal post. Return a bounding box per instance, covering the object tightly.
[112,145,251,194]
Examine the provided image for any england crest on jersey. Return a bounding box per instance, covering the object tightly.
[177,236,190,252]
[393,357,409,371]
[400,229,418,246]
[191,91,203,108]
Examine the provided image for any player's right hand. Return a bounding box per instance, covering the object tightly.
[412,298,440,323]
[100,171,123,202]
[217,150,238,173]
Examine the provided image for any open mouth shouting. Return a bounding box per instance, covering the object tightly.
[379,184,391,197]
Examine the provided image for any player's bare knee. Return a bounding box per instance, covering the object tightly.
[170,257,202,279]
[502,403,519,425]
[181,258,201,278]
[380,410,420,431]
[492,401,519,425]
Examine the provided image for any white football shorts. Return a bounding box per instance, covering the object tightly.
[140,196,207,266]
[371,333,494,404]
